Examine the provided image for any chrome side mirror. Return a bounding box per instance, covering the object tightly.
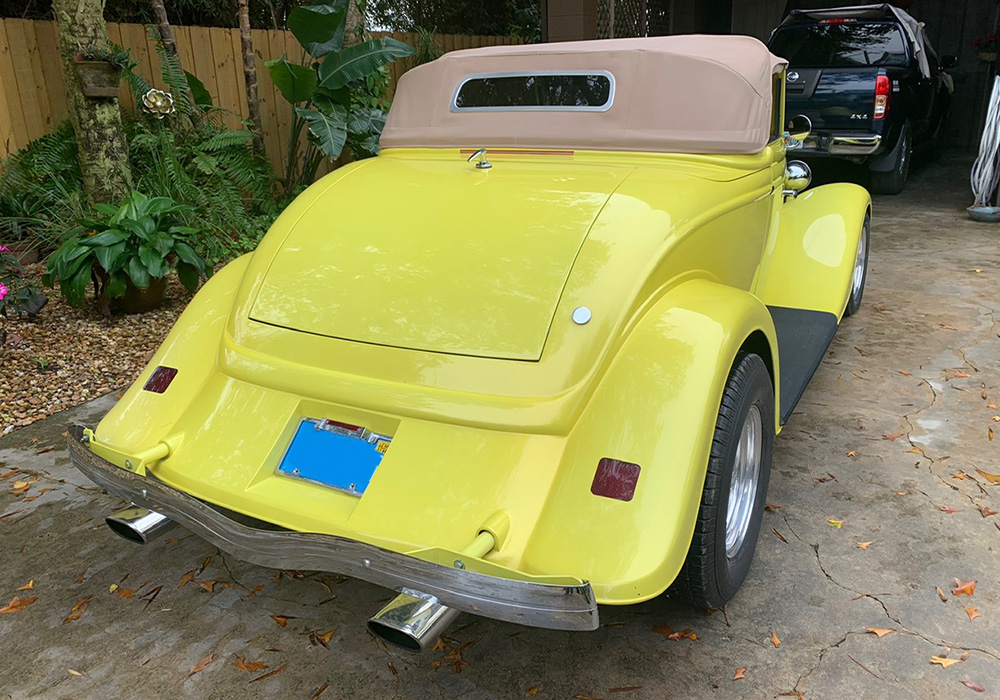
[783,160,812,200]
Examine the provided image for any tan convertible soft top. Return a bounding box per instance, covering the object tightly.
[381,35,788,155]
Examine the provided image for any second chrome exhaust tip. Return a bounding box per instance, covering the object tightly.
[367,588,460,652]
[106,505,176,544]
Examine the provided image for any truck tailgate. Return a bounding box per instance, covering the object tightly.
[786,68,877,131]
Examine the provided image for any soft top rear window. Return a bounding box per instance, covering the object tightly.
[452,72,615,112]
[769,21,908,68]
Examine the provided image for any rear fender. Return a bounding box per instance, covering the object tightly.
[521,279,777,604]
[755,183,871,318]
[93,255,253,455]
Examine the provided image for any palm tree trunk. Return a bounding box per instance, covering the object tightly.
[236,0,265,153]
[149,0,197,111]
[52,0,132,206]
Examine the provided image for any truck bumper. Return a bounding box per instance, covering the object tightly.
[790,133,882,157]
[67,431,599,632]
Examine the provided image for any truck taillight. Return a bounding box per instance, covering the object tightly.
[874,75,890,119]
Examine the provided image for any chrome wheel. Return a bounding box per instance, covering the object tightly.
[852,225,868,300]
[725,405,762,558]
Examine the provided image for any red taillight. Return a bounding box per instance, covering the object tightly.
[874,74,890,119]
[591,458,641,502]
[819,18,856,24]
[143,366,178,393]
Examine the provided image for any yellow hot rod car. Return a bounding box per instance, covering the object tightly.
[69,35,870,651]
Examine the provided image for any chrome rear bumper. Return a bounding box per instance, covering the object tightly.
[790,133,882,156]
[67,434,598,631]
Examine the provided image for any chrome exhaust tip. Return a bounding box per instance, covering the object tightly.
[106,505,176,544]
[367,589,460,652]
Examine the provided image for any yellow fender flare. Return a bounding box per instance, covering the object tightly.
[522,279,778,604]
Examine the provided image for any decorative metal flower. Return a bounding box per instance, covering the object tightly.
[142,89,176,119]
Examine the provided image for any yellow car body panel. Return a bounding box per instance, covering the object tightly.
[87,141,868,607]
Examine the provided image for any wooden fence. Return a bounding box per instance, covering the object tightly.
[0,20,521,170]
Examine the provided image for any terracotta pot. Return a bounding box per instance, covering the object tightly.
[74,59,121,98]
[118,276,167,314]
[5,242,38,264]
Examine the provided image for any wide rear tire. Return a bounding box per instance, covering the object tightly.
[869,126,911,195]
[671,353,774,609]
[844,213,870,317]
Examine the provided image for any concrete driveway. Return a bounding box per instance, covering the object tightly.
[1,158,998,700]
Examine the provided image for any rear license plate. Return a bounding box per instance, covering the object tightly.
[277,418,392,496]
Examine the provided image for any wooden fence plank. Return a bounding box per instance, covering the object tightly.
[4,19,47,141]
[250,29,282,174]
[119,22,156,92]
[173,24,199,111]
[267,30,292,168]
[0,21,29,156]
[145,25,168,90]
[33,21,68,129]
[208,27,241,128]
[20,20,56,132]
[186,25,217,114]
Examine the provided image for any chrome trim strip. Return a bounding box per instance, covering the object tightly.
[67,436,599,631]
[450,70,616,113]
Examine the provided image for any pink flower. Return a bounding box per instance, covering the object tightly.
[0,282,8,301]
[0,245,9,253]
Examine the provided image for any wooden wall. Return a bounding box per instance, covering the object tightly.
[0,20,521,169]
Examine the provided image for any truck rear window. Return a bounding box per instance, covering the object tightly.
[770,22,908,68]
[452,72,614,112]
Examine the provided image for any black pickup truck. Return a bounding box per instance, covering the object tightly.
[768,4,954,194]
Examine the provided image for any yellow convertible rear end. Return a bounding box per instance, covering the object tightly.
[69,34,871,651]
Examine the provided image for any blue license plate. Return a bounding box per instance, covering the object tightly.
[277,418,392,496]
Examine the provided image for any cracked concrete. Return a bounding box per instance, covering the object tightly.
[1,156,999,699]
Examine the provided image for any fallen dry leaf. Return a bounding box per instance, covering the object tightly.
[976,469,1000,485]
[953,471,969,480]
[309,628,337,648]
[108,583,118,594]
[989,428,994,442]
[866,628,896,638]
[17,580,34,591]
[989,401,998,410]
[828,519,844,529]
[930,656,962,668]
[765,502,781,511]
[270,614,296,627]
[189,653,214,676]
[235,657,268,672]
[898,371,912,376]
[770,631,781,648]
[666,628,697,641]
[62,596,91,623]
[940,505,958,514]
[857,541,874,550]
[962,680,985,693]
[882,431,904,441]
[525,686,542,697]
[196,579,220,593]
[953,580,978,597]
[906,447,923,454]
[941,323,957,331]
[432,637,448,652]
[978,505,997,518]
[0,595,38,614]
[67,669,83,677]
[198,556,212,574]
[846,450,857,457]
[247,584,265,597]
[177,570,196,589]
[733,667,747,680]
[310,682,330,700]
[937,587,949,603]
[965,606,981,622]
[116,588,137,600]
[771,528,788,543]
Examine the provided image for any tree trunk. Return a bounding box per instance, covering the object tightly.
[236,0,265,153]
[345,0,364,47]
[52,0,132,205]
[149,0,197,111]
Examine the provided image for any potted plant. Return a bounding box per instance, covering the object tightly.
[74,43,131,98]
[44,192,209,315]
[972,34,999,63]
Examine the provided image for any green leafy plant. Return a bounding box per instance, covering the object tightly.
[79,42,134,70]
[413,26,443,65]
[266,0,415,193]
[0,246,47,319]
[44,192,209,309]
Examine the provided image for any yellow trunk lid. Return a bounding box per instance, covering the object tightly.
[250,156,631,360]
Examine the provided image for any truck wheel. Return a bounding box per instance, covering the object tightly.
[670,353,774,609]
[869,127,911,195]
[844,213,870,317]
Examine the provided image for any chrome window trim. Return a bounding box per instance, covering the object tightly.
[450,70,616,113]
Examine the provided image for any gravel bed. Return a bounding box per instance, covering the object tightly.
[1,265,191,434]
